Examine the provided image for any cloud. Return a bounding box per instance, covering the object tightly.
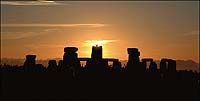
[1,1,71,6]
[25,44,65,49]
[1,28,58,40]
[1,23,107,40]
[44,28,58,32]
[1,24,107,28]
[1,32,43,40]
[182,30,199,36]
[0,1,68,6]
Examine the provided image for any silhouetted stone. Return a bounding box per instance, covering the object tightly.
[159,58,176,72]
[168,59,176,72]
[58,60,64,72]
[126,48,142,75]
[149,61,157,73]
[35,64,46,72]
[141,58,154,70]
[113,59,121,70]
[160,59,167,73]
[64,47,78,53]
[91,46,102,59]
[24,55,36,72]
[63,47,81,78]
[47,60,57,72]
[127,48,140,64]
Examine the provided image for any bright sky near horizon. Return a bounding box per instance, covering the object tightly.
[1,1,199,62]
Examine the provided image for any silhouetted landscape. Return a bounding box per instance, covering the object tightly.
[1,46,199,101]
[1,1,199,101]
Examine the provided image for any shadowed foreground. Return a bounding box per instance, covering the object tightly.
[1,73,199,101]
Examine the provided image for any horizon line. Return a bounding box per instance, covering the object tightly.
[1,57,199,63]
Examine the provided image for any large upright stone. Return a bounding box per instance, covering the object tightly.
[160,58,176,73]
[63,47,81,77]
[127,48,140,64]
[47,60,57,72]
[24,55,36,72]
[63,47,79,66]
[141,58,154,70]
[91,46,102,59]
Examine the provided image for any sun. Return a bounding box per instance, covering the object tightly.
[82,40,117,58]
[91,40,104,46]
[84,40,105,47]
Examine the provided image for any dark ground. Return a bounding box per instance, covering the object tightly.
[1,73,199,101]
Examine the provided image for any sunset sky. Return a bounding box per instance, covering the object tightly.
[1,1,199,62]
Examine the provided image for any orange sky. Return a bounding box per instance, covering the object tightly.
[1,1,199,62]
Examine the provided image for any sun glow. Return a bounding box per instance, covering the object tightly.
[84,40,105,47]
[83,40,117,47]
[91,40,104,46]
[81,40,117,58]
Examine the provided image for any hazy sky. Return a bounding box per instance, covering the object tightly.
[1,1,199,62]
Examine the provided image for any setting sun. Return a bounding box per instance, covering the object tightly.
[88,40,104,47]
[80,40,117,58]
[83,40,117,47]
